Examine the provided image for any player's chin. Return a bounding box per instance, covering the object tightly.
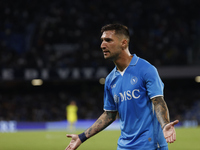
[103,54,110,59]
[104,53,113,59]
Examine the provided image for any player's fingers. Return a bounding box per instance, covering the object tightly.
[65,147,68,150]
[170,135,173,143]
[173,132,176,141]
[171,120,179,126]
[65,145,72,150]
[65,146,69,150]
[168,134,174,143]
[66,134,72,138]
[166,137,170,143]
[170,134,174,143]
[167,136,172,143]
[170,132,177,143]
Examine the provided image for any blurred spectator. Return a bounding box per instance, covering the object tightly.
[0,79,200,123]
[0,0,200,69]
[0,0,200,123]
[0,81,104,121]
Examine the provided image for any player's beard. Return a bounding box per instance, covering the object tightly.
[104,51,121,61]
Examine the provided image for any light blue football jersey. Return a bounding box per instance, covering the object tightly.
[104,54,168,150]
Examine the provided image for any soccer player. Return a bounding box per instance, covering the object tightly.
[66,100,78,132]
[65,23,179,150]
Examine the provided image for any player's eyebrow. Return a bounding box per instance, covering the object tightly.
[101,37,112,42]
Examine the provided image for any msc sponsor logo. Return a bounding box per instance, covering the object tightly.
[113,89,141,103]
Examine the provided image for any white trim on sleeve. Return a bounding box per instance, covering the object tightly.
[150,95,163,99]
[103,109,117,111]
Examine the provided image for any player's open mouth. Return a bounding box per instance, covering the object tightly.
[103,51,110,55]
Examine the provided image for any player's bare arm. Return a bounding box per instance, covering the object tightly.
[65,111,117,150]
[85,111,117,138]
[152,96,179,143]
[151,96,170,129]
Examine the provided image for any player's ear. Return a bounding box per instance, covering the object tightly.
[121,39,128,50]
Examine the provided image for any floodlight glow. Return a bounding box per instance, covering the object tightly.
[31,79,43,86]
[99,78,105,85]
[195,76,200,83]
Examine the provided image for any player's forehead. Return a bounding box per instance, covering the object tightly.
[101,30,116,39]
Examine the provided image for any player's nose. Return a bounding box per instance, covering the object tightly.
[100,41,106,50]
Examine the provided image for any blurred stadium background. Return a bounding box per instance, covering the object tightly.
[0,0,200,142]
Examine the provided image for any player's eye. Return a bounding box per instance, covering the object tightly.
[105,38,112,42]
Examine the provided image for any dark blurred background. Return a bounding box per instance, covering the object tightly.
[0,0,200,125]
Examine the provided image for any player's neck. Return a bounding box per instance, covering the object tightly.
[114,53,133,72]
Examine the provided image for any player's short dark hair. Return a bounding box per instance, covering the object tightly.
[101,23,130,42]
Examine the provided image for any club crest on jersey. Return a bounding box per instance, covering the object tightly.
[111,84,116,89]
[114,94,119,103]
[131,76,138,85]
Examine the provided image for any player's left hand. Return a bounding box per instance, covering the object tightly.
[163,120,179,143]
[65,134,82,150]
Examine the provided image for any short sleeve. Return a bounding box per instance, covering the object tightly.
[103,79,117,111]
[144,65,164,99]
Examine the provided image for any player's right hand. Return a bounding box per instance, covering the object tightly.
[163,120,179,143]
[65,134,82,150]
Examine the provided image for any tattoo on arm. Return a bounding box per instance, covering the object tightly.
[84,111,117,138]
[152,96,170,129]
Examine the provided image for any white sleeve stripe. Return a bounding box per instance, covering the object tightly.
[152,103,154,115]
[150,95,163,99]
[103,109,117,111]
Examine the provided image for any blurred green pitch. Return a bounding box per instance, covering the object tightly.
[0,127,200,150]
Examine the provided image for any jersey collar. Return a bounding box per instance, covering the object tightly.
[114,54,139,73]
[129,54,139,66]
